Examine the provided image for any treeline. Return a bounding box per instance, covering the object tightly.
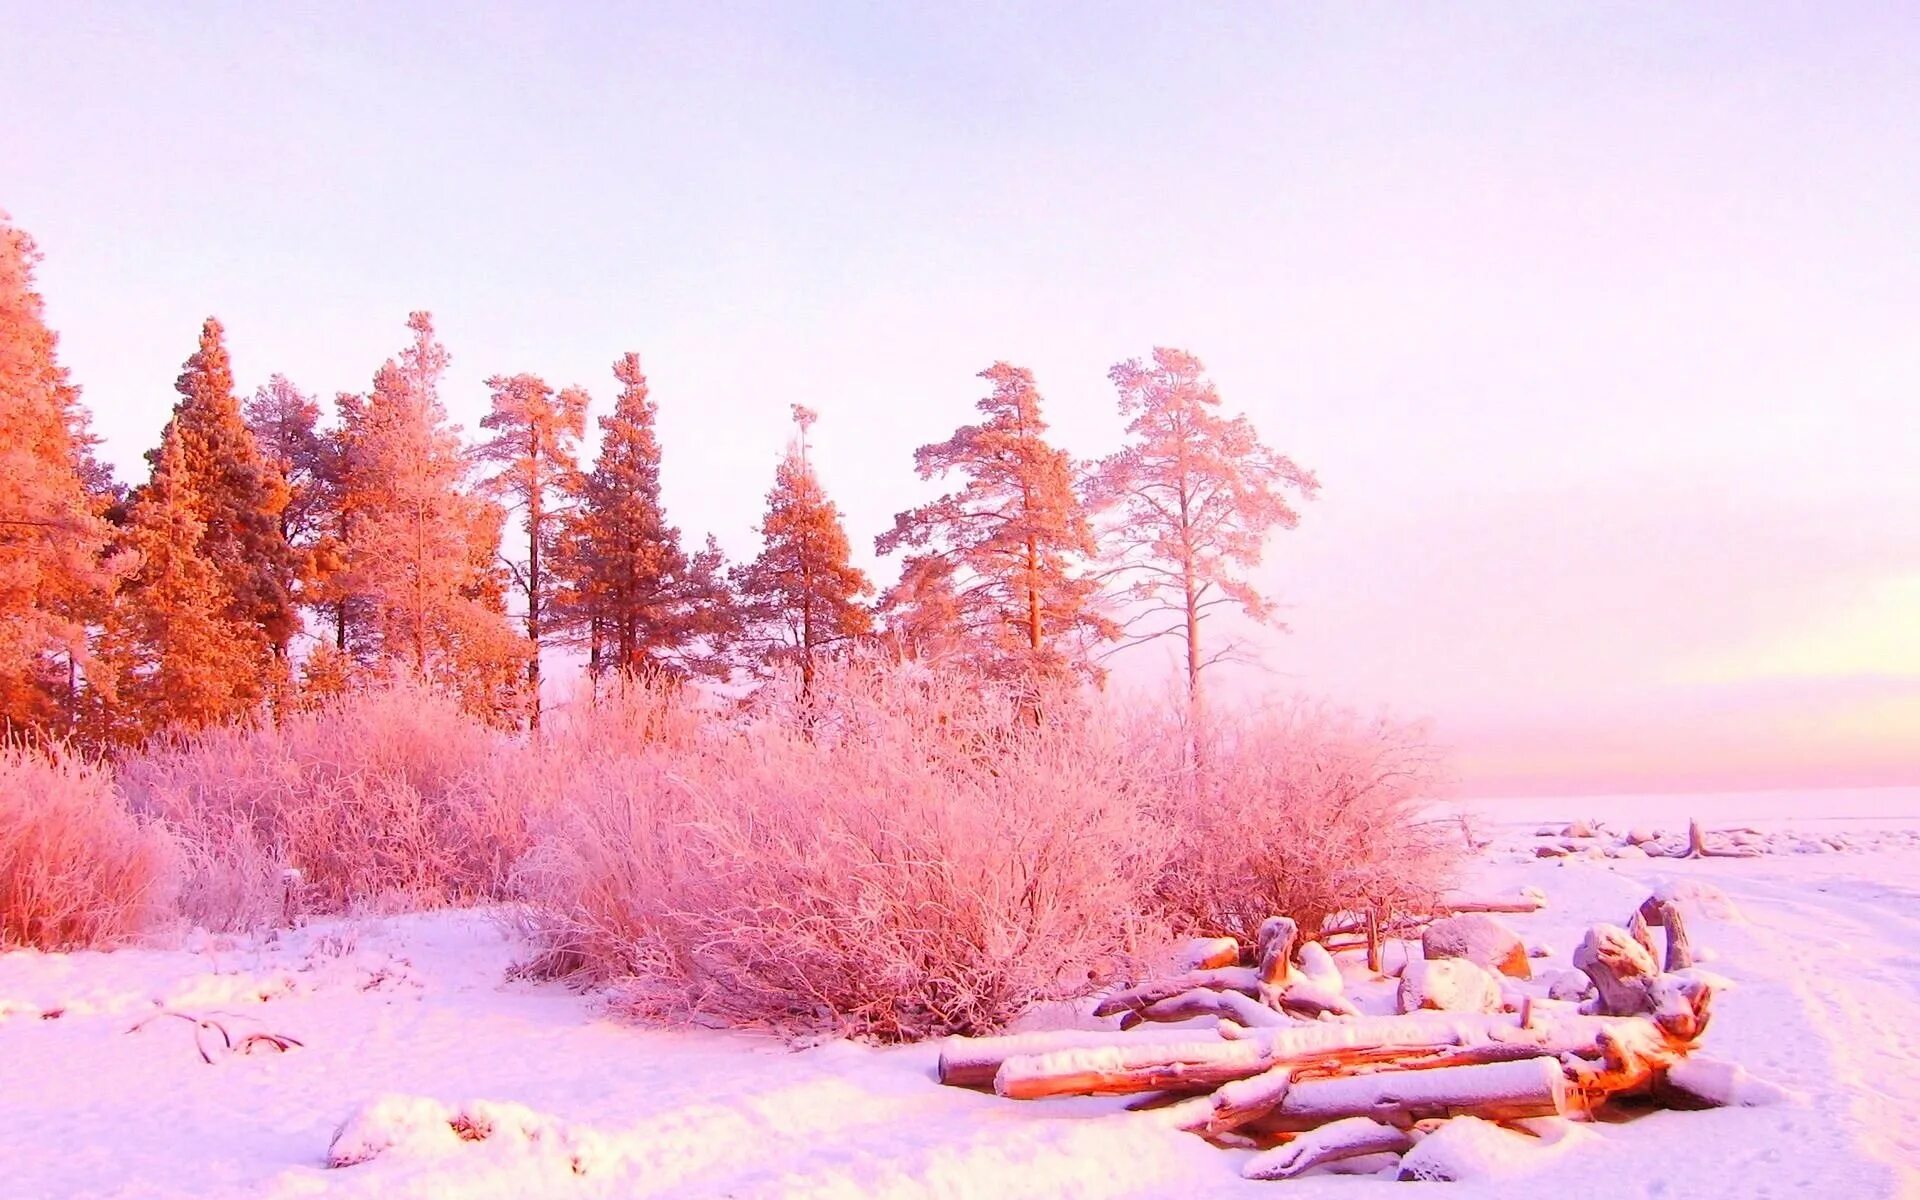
[1,213,1319,745]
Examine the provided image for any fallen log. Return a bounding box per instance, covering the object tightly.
[937,1026,1225,1088]
[1117,988,1291,1030]
[1241,1117,1414,1180]
[1439,886,1548,915]
[1260,1057,1570,1131]
[995,1039,1273,1100]
[1092,967,1261,1017]
[1207,1064,1294,1133]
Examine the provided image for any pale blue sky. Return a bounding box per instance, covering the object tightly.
[6,2,1918,792]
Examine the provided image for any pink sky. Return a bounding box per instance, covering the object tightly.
[4,4,1916,795]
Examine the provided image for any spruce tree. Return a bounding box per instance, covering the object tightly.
[0,215,120,737]
[732,405,872,690]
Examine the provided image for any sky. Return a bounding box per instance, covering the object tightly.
[4,2,1916,797]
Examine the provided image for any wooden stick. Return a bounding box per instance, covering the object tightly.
[1117,988,1292,1030]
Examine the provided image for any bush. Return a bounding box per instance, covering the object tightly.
[120,683,528,928]
[1147,699,1458,940]
[514,662,1169,1041]
[0,745,179,949]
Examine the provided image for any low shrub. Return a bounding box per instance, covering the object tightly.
[514,661,1169,1041]
[0,745,179,949]
[1147,698,1458,940]
[120,683,527,927]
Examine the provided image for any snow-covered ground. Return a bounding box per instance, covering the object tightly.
[6,786,1918,1199]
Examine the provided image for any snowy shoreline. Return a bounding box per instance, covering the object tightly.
[6,788,1918,1199]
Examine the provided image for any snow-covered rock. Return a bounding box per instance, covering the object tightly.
[1397,957,1502,1013]
[1423,913,1531,979]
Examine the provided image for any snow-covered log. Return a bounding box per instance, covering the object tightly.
[1116,987,1292,1030]
[1439,885,1547,915]
[1262,1057,1570,1130]
[1241,1117,1414,1180]
[936,1027,1225,1088]
[1091,967,1261,1017]
[1206,1065,1294,1133]
[994,1038,1273,1099]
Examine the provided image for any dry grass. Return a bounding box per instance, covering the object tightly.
[0,745,179,950]
[119,682,536,927]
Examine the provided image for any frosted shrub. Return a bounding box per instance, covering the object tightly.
[121,683,525,926]
[515,661,1168,1041]
[1148,699,1458,940]
[0,746,179,949]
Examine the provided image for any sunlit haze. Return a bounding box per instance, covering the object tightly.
[6,3,1916,796]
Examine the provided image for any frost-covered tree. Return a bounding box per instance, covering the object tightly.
[104,432,264,737]
[157,318,299,659]
[337,313,524,709]
[0,216,121,737]
[556,353,734,682]
[474,373,586,725]
[731,405,872,690]
[1087,347,1318,699]
[877,362,1113,682]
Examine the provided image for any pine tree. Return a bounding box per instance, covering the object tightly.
[1087,347,1319,699]
[158,319,299,662]
[103,433,262,737]
[341,313,525,705]
[0,215,121,737]
[732,405,872,690]
[556,353,734,682]
[877,362,1114,681]
[474,373,587,726]
[243,374,337,614]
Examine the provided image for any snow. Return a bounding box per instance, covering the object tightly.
[5,785,1919,1197]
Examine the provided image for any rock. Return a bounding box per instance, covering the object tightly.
[1397,957,1502,1014]
[1563,819,1596,838]
[1527,943,1552,959]
[1614,844,1647,859]
[1637,879,1744,925]
[1294,940,1343,994]
[1534,843,1571,858]
[1534,825,1559,838]
[1546,968,1594,1001]
[1625,827,1660,845]
[1424,914,1531,979]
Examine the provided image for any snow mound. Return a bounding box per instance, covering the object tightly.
[328,1095,611,1173]
[1396,1116,1592,1181]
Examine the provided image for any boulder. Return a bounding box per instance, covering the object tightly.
[1637,879,1744,925]
[1422,914,1531,979]
[1624,827,1660,846]
[1546,968,1594,1001]
[1396,958,1502,1014]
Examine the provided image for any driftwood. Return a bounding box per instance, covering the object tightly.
[1644,816,1764,859]
[937,901,1761,1179]
[1118,988,1291,1030]
[1661,902,1695,971]
[937,1027,1227,1088]
[1260,1057,1569,1131]
[1242,1118,1414,1180]
[1093,968,1261,1017]
[1178,937,1241,972]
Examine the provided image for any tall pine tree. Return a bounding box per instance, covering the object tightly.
[158,318,299,663]
[1087,347,1318,700]
[877,362,1113,681]
[339,313,524,709]
[0,215,121,738]
[102,432,261,737]
[555,353,733,682]
[732,405,872,690]
[474,372,587,726]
